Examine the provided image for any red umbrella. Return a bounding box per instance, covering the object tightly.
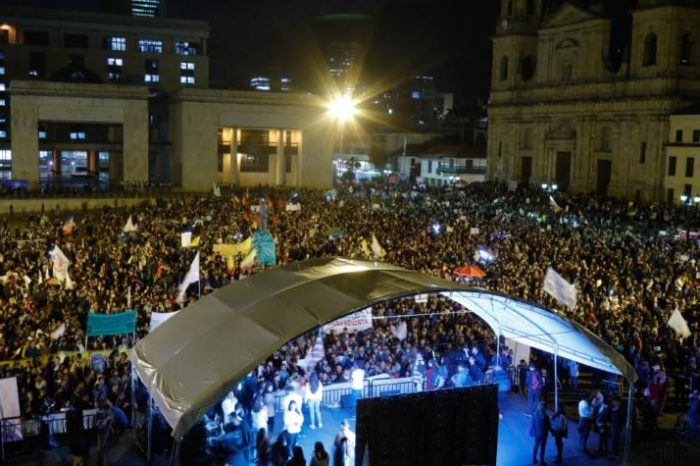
[453,265,486,278]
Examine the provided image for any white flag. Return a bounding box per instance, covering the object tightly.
[371,233,386,258]
[123,215,138,233]
[51,246,70,282]
[50,323,66,340]
[180,231,192,248]
[65,272,75,290]
[668,309,691,339]
[22,275,32,288]
[149,310,179,332]
[469,227,480,236]
[213,184,221,197]
[177,252,200,302]
[241,249,256,269]
[543,267,577,309]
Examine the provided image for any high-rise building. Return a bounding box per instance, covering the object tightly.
[131,0,161,17]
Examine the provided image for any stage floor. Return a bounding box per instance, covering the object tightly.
[4,392,639,465]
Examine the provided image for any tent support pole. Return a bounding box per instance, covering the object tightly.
[146,396,153,463]
[495,331,500,366]
[553,349,558,410]
[168,438,181,466]
[623,382,634,465]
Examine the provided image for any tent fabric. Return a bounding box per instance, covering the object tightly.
[131,258,637,439]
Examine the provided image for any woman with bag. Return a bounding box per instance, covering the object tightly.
[550,404,567,464]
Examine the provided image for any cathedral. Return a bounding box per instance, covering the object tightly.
[487,0,700,201]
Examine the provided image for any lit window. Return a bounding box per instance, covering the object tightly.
[138,39,163,54]
[69,131,86,140]
[106,37,126,51]
[0,130,7,138]
[0,99,5,106]
[0,66,5,75]
[179,62,195,70]
[175,41,199,56]
[107,57,123,81]
[145,74,160,83]
[179,62,195,85]
[179,76,195,84]
[107,58,123,66]
[0,83,5,91]
[38,130,47,139]
[0,150,10,160]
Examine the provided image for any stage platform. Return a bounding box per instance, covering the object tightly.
[3,391,657,466]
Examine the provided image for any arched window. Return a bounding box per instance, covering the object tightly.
[526,0,535,15]
[680,33,692,65]
[499,56,509,81]
[643,33,657,66]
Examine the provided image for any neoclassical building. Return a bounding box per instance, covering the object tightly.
[488,0,700,201]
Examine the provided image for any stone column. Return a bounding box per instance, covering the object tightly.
[122,100,149,184]
[52,148,61,175]
[231,128,239,185]
[275,129,285,186]
[87,150,98,175]
[10,100,39,188]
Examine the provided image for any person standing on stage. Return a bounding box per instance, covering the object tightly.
[333,419,356,466]
[305,372,324,429]
[550,404,568,464]
[283,400,303,459]
[531,402,551,466]
[578,394,593,453]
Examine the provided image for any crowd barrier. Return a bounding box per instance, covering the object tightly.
[0,409,98,444]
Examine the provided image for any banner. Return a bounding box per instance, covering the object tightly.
[543,267,577,309]
[213,238,252,259]
[86,311,137,337]
[323,308,373,333]
[149,311,179,333]
[285,202,301,212]
[51,246,70,282]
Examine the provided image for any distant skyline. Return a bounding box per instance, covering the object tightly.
[3,1,641,106]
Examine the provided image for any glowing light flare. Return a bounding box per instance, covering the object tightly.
[328,95,357,121]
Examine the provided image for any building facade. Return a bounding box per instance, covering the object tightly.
[488,0,700,202]
[1,7,335,191]
[666,109,700,204]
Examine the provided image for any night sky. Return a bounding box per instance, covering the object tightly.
[3,1,639,105]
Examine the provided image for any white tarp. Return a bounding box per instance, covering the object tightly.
[149,311,180,333]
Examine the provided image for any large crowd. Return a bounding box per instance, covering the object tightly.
[0,181,699,464]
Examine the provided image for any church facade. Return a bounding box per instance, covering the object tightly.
[488,0,700,202]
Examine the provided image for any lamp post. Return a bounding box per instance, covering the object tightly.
[541,183,558,194]
[328,94,356,159]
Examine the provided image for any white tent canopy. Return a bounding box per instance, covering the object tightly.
[131,258,636,439]
[444,291,637,383]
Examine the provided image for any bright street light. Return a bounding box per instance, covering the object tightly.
[328,94,356,121]
[680,195,689,203]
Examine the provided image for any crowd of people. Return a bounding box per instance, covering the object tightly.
[0,181,699,463]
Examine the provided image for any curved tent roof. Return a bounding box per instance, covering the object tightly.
[132,257,637,438]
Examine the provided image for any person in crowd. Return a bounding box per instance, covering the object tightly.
[263,382,277,435]
[609,397,625,461]
[333,419,356,466]
[549,404,567,464]
[687,390,699,441]
[288,445,306,466]
[527,364,542,414]
[567,360,579,390]
[283,400,304,459]
[252,397,269,437]
[595,394,609,456]
[518,359,529,398]
[531,401,550,466]
[255,428,271,466]
[578,394,593,453]
[304,372,323,429]
[350,360,365,403]
[310,441,330,466]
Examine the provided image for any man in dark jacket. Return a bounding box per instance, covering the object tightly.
[531,401,551,465]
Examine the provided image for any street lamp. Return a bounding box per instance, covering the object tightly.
[328,94,357,174]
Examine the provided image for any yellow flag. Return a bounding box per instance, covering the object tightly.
[213,237,252,258]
